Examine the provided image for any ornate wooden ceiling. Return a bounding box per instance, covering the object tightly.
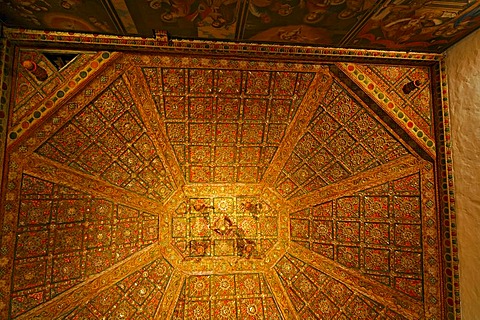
[1,0,480,53]
[0,30,459,319]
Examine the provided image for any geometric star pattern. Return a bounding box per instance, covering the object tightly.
[0,51,446,320]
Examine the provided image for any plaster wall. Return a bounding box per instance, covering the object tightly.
[446,28,480,319]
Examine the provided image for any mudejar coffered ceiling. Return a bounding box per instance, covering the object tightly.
[0,0,470,316]
[0,33,459,320]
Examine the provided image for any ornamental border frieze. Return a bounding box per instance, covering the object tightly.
[6,52,124,154]
[3,27,443,63]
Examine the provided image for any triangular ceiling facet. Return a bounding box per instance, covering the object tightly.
[274,253,409,319]
[11,50,97,128]
[172,273,284,319]
[352,64,433,136]
[35,76,176,202]
[42,52,79,71]
[290,173,423,300]
[275,79,411,199]
[11,174,159,318]
[64,257,173,319]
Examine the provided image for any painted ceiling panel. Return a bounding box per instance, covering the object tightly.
[290,172,423,300]
[1,0,480,52]
[142,66,315,184]
[274,253,410,319]
[64,257,173,319]
[243,0,380,45]
[173,273,284,319]
[0,0,120,33]
[274,79,411,199]
[10,174,159,318]
[35,76,176,202]
[0,50,448,319]
[170,196,278,260]
[122,0,243,40]
[349,0,480,52]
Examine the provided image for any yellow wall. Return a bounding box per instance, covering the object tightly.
[446,28,480,319]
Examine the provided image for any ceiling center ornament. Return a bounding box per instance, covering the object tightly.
[171,195,278,261]
[159,184,290,273]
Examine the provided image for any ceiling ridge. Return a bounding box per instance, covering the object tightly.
[288,155,423,210]
[23,152,162,212]
[264,269,300,320]
[262,67,334,186]
[122,67,185,197]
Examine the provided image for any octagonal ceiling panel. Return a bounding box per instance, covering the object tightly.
[0,51,445,320]
[170,195,279,260]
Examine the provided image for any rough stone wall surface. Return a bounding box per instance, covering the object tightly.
[446,28,480,320]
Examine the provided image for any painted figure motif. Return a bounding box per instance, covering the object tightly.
[248,0,298,24]
[240,201,262,220]
[60,0,83,10]
[245,0,375,45]
[1,0,115,32]
[143,0,239,38]
[3,0,50,25]
[354,0,480,50]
